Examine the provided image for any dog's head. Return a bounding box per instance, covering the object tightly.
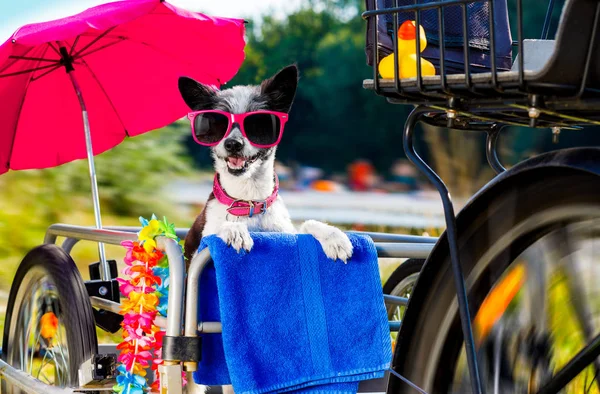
[178,65,298,178]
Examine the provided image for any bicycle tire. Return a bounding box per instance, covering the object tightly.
[2,244,98,390]
[383,258,425,296]
[388,170,600,393]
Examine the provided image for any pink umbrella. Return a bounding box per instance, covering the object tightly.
[0,0,245,278]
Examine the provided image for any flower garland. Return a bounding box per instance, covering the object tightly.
[114,215,185,393]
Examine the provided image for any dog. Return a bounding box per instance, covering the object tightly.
[178,64,353,267]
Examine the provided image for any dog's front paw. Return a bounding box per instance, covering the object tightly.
[218,222,254,253]
[300,220,353,262]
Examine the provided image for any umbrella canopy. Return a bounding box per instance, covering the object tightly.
[0,0,246,174]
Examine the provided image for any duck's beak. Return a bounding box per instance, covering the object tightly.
[398,20,417,40]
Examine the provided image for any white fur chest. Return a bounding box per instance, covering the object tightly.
[202,196,295,237]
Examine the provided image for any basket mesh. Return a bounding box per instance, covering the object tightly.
[378,0,491,49]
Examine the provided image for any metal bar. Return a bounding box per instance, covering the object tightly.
[198,321,223,334]
[517,0,524,88]
[461,4,471,89]
[61,237,80,254]
[438,6,449,93]
[415,7,423,92]
[384,294,409,306]
[0,359,75,394]
[488,0,499,90]
[185,249,213,337]
[541,0,556,39]
[389,321,402,331]
[393,0,401,95]
[576,3,600,98]
[537,333,600,394]
[156,237,186,338]
[362,0,487,18]
[485,125,506,174]
[105,226,187,240]
[49,226,439,257]
[403,106,484,394]
[67,69,108,279]
[429,104,534,127]
[373,1,380,94]
[92,295,166,324]
[350,231,438,243]
[376,243,433,258]
[90,296,223,333]
[508,104,600,126]
[44,224,137,245]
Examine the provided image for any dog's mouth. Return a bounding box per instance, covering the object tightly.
[225,154,260,174]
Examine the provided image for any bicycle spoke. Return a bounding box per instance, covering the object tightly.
[537,333,600,394]
[585,368,599,394]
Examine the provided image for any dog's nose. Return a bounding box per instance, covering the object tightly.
[224,138,243,153]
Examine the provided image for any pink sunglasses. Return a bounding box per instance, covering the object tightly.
[187,110,289,148]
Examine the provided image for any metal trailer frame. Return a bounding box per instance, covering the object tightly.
[0,224,437,393]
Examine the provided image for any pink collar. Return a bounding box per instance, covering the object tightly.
[213,173,279,217]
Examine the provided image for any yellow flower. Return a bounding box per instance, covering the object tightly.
[132,363,147,377]
[121,291,159,313]
[139,219,162,253]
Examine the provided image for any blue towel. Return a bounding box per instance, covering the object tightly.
[194,232,392,394]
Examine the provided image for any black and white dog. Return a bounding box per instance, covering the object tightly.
[178,65,353,264]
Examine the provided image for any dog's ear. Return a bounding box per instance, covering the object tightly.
[178,76,217,110]
[260,64,299,113]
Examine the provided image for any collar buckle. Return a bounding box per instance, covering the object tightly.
[257,200,268,215]
[227,199,256,217]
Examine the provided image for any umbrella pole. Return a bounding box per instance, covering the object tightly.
[68,71,110,281]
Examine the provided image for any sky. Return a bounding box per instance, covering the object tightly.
[0,0,303,42]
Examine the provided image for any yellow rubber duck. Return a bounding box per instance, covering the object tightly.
[378,20,436,79]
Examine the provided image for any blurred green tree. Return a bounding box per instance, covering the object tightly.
[184,0,598,196]
[0,124,191,259]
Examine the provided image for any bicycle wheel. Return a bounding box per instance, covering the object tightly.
[384,259,424,322]
[389,171,600,393]
[2,244,98,391]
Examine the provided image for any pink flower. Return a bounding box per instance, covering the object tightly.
[123,311,156,329]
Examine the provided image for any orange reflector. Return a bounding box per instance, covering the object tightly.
[40,311,59,340]
[473,263,526,345]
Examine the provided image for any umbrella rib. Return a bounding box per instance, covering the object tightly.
[70,33,218,79]
[0,63,60,79]
[69,36,80,56]
[79,58,129,136]
[30,64,62,82]
[5,45,50,168]
[72,26,116,59]
[119,38,221,82]
[8,56,59,63]
[0,47,35,75]
[47,42,61,56]
[74,39,124,59]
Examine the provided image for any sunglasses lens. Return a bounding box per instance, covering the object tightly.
[193,112,229,144]
[243,113,282,146]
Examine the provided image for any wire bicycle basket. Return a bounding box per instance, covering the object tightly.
[363,0,600,129]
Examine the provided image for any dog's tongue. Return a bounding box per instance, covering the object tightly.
[228,157,246,167]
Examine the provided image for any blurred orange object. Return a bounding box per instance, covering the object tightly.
[311,180,338,192]
[473,263,526,344]
[40,311,59,340]
[349,160,375,191]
